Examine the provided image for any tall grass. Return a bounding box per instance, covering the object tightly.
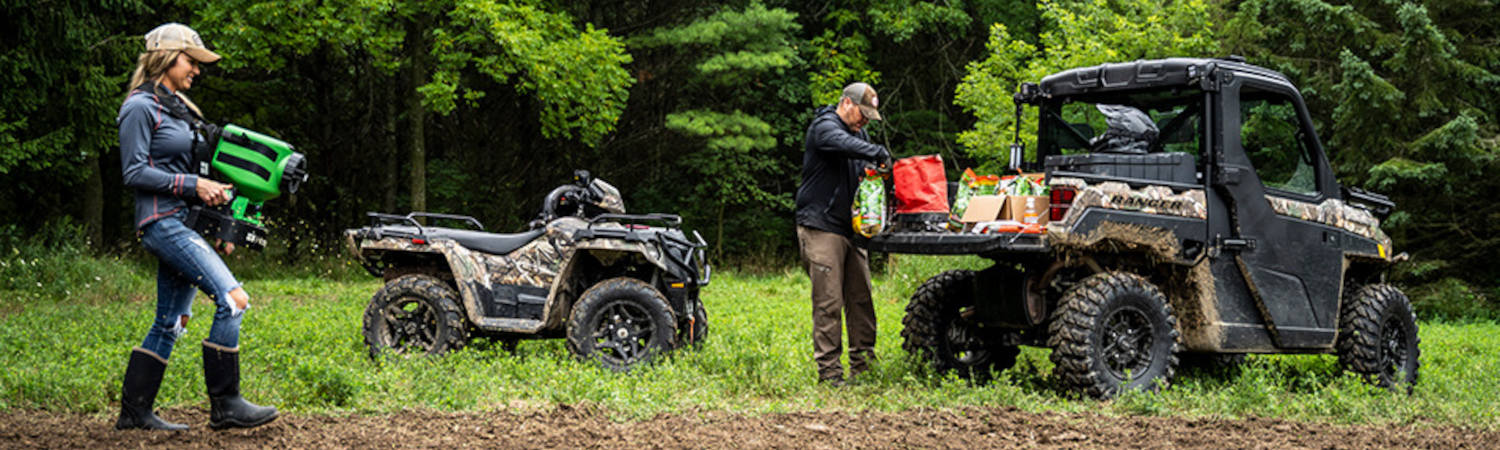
[1,247,1496,429]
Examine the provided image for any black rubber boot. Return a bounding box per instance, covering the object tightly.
[115,348,189,431]
[202,342,278,430]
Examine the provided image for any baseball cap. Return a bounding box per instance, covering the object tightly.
[144,23,221,63]
[841,82,882,121]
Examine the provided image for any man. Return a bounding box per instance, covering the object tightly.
[794,82,892,386]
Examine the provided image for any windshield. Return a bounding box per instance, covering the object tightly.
[1038,90,1204,160]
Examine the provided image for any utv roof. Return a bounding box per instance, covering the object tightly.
[1036,57,1291,98]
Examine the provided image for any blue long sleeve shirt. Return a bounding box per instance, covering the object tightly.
[118,85,200,229]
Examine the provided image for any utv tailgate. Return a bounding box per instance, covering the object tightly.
[859,231,1048,256]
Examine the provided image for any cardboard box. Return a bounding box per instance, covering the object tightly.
[959,195,1006,223]
[1004,195,1050,225]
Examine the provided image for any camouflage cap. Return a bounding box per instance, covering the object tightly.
[841,82,882,121]
[144,23,221,63]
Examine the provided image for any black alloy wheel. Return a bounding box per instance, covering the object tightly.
[566,277,677,371]
[363,274,468,358]
[1048,271,1180,398]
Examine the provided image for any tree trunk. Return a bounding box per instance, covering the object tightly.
[405,9,429,214]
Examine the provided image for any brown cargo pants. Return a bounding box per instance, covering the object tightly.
[796,226,876,381]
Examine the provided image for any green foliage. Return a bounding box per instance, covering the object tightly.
[1225,0,1500,292]
[866,0,973,43]
[434,0,634,145]
[2,253,1499,429]
[805,9,881,106]
[955,0,1219,172]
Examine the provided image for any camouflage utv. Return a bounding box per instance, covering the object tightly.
[868,57,1417,398]
[345,171,710,370]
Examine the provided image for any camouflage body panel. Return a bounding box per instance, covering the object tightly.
[592,179,626,214]
[1265,196,1392,259]
[1048,177,1208,232]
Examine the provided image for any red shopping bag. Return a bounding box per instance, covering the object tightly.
[892,155,949,214]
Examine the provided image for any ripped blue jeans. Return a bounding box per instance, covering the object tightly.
[137,210,244,360]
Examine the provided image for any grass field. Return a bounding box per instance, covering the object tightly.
[1,247,1496,429]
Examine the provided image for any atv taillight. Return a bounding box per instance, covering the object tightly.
[1049,187,1076,222]
[411,238,427,245]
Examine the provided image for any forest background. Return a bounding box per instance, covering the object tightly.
[2,0,1496,319]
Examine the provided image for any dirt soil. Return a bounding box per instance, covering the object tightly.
[4,405,1492,449]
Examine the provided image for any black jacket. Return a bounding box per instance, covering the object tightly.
[794,106,889,237]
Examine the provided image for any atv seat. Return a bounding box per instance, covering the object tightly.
[425,227,546,255]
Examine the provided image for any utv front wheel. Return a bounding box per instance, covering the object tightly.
[567,277,677,371]
[1048,271,1180,398]
[363,274,469,358]
[1337,284,1420,391]
[901,270,1020,381]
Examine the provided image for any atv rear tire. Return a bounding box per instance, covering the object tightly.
[363,274,469,358]
[567,277,677,371]
[1337,284,1419,392]
[901,270,1020,381]
[1048,271,1179,398]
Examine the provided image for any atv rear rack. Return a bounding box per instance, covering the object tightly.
[366,212,486,232]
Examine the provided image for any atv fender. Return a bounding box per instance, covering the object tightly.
[543,239,676,328]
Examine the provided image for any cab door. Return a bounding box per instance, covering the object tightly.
[1210,77,1343,349]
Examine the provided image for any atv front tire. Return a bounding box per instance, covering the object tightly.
[901,270,1020,381]
[567,277,677,371]
[363,274,469,358]
[1048,271,1180,398]
[1337,284,1420,391]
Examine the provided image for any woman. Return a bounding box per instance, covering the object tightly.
[115,23,276,431]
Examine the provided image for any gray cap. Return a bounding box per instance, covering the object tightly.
[841,82,882,121]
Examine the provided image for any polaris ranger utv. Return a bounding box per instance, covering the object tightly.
[869,57,1415,398]
[346,171,710,371]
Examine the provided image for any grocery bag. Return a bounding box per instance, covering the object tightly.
[852,167,886,238]
[893,155,949,215]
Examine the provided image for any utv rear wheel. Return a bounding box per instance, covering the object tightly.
[1048,271,1179,398]
[1337,284,1419,391]
[363,274,469,358]
[567,277,677,371]
[901,270,1020,381]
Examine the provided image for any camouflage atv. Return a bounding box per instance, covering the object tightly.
[345,171,710,370]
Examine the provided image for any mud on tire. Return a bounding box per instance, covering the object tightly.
[1337,284,1420,391]
[901,270,1020,381]
[363,274,469,358]
[1048,271,1180,398]
[567,277,677,371]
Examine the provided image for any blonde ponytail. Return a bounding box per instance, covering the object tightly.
[121,50,204,117]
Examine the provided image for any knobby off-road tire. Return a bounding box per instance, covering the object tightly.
[901,270,1020,381]
[363,274,469,359]
[1048,271,1180,398]
[567,277,677,371]
[1337,284,1420,392]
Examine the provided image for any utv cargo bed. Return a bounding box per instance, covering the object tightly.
[861,231,1049,256]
